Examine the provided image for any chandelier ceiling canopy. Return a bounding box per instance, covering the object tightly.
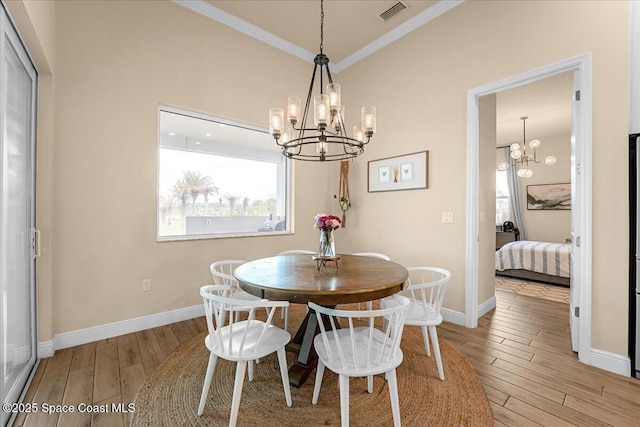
[498,116,557,178]
[269,0,375,162]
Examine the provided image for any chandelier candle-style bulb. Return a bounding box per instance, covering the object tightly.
[316,134,327,154]
[510,143,520,152]
[544,155,557,165]
[327,83,341,111]
[269,108,284,139]
[498,162,508,171]
[282,127,293,145]
[510,149,522,159]
[353,125,364,143]
[287,96,301,125]
[361,106,376,137]
[333,106,345,132]
[314,94,330,128]
[529,139,541,149]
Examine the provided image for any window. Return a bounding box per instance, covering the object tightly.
[496,170,510,225]
[158,107,290,240]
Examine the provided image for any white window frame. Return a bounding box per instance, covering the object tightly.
[157,105,292,241]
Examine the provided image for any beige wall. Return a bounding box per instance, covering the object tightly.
[46,1,332,336]
[10,0,632,358]
[479,95,497,305]
[336,0,629,355]
[520,134,572,242]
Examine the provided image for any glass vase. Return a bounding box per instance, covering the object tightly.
[318,229,336,258]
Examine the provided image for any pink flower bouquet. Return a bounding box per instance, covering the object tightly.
[314,214,341,231]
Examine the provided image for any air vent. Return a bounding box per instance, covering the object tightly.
[378,1,409,22]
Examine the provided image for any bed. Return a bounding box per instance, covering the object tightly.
[495,240,571,287]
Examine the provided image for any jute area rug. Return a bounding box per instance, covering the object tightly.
[132,306,493,426]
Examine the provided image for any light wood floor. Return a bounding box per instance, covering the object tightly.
[14,290,640,427]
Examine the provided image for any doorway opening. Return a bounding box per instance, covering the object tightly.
[491,71,573,314]
[465,54,593,365]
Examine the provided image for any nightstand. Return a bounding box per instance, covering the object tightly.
[496,230,519,250]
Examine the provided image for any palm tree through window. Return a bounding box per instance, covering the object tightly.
[158,108,290,239]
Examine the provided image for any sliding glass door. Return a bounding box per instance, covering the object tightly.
[0,5,37,426]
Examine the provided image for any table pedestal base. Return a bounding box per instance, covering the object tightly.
[287,306,333,388]
[288,359,318,388]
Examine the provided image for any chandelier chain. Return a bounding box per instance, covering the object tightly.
[320,0,324,53]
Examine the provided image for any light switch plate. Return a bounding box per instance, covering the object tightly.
[442,212,454,224]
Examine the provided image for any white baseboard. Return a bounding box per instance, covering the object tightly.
[478,296,497,318]
[38,340,54,358]
[41,300,631,379]
[590,348,631,377]
[442,297,495,327]
[38,304,204,356]
[442,307,465,325]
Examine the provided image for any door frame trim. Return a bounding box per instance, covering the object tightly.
[0,2,39,422]
[465,53,593,364]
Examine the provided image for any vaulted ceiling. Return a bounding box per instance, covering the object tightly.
[176,0,573,144]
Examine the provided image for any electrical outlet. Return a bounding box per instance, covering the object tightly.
[142,279,152,292]
[442,212,454,224]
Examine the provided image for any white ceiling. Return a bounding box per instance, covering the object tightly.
[496,72,573,146]
[177,0,462,71]
[175,0,573,145]
[207,0,439,64]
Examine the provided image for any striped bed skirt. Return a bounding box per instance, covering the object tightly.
[495,241,571,278]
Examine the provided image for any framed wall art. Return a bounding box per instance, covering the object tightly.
[368,151,429,192]
[526,183,571,210]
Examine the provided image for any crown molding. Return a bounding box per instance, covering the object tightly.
[173,0,464,73]
[173,0,316,64]
[333,0,465,72]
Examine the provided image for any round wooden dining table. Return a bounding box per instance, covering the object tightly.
[234,254,408,387]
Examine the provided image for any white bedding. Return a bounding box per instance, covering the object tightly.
[495,241,571,278]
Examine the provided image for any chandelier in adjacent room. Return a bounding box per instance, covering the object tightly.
[268,0,375,161]
[498,116,557,178]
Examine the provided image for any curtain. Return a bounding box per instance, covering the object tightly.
[504,148,528,240]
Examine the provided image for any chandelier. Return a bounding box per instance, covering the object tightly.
[268,0,375,161]
[498,116,557,178]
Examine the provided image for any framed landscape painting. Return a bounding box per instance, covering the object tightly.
[368,151,428,192]
[526,183,571,210]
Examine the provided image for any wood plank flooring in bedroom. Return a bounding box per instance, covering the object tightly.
[15,289,640,427]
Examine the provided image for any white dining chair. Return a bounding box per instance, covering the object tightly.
[210,260,259,310]
[198,285,292,426]
[381,267,451,380]
[309,294,411,427]
[210,260,269,378]
[348,252,392,312]
[276,250,315,327]
[210,261,265,320]
[351,252,391,261]
[277,249,316,255]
